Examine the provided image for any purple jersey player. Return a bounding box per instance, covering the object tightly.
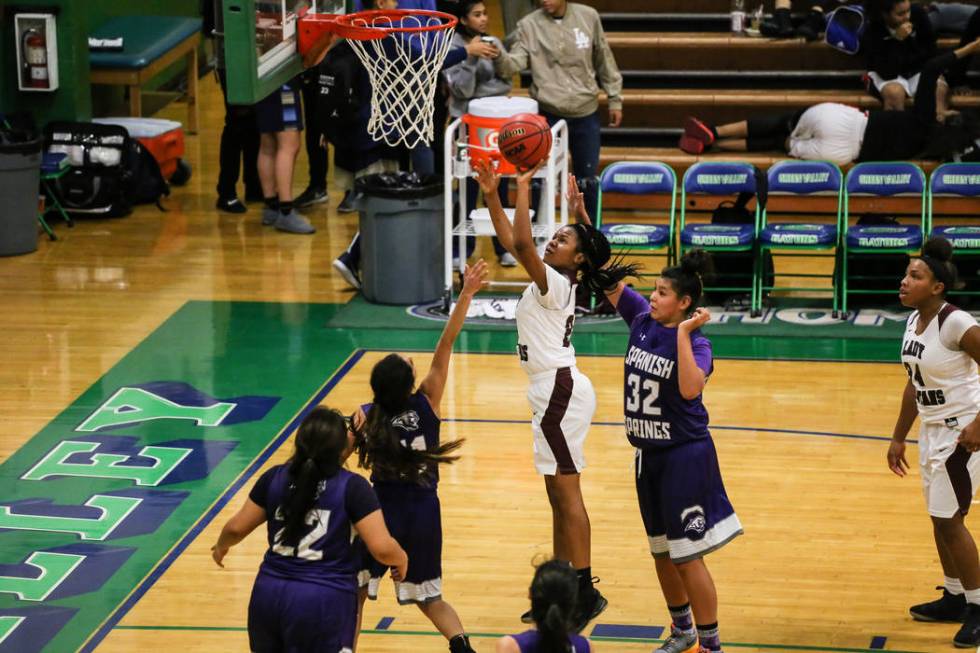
[211,406,406,653]
[604,250,742,653]
[351,261,489,653]
[497,560,594,653]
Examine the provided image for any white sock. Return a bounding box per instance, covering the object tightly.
[946,576,965,595]
[965,588,980,606]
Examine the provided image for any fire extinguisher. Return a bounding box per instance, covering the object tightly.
[22,28,49,89]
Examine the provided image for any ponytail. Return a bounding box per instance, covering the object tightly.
[571,223,643,299]
[662,248,714,314]
[278,407,347,549]
[356,354,464,485]
[529,559,578,653]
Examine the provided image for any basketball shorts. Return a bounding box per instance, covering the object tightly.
[357,487,443,604]
[635,437,743,563]
[255,84,303,134]
[248,573,355,653]
[918,415,980,518]
[527,366,596,475]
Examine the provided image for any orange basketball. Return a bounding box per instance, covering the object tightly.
[498,113,552,169]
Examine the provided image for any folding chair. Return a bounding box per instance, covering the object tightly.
[928,162,980,297]
[680,161,760,314]
[757,160,843,316]
[595,161,676,292]
[841,161,926,314]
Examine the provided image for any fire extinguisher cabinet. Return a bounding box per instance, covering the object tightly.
[14,14,59,93]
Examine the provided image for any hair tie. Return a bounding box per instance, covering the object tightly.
[920,255,954,291]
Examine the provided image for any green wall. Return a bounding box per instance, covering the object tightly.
[1,0,200,128]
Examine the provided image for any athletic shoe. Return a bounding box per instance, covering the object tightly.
[333,252,361,289]
[954,603,980,647]
[261,207,280,226]
[760,8,794,38]
[499,252,518,267]
[655,625,699,653]
[274,210,316,234]
[679,135,706,155]
[295,186,328,208]
[337,190,358,213]
[683,116,716,148]
[910,586,968,623]
[519,608,533,624]
[795,10,824,42]
[572,587,608,633]
[216,197,247,214]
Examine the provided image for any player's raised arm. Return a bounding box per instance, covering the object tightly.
[419,261,488,413]
[475,159,516,253]
[510,161,550,293]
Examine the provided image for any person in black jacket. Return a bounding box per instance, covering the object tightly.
[679,37,980,165]
[863,0,945,111]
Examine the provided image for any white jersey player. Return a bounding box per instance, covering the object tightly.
[475,159,638,632]
[888,237,980,647]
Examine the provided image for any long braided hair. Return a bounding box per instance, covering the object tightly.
[569,223,642,299]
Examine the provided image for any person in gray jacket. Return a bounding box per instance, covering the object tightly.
[494,0,623,222]
[443,0,516,266]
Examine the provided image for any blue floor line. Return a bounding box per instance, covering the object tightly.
[590,623,665,639]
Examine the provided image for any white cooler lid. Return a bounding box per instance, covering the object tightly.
[93,117,183,138]
[466,96,539,119]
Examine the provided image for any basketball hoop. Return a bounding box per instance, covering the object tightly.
[298,9,458,149]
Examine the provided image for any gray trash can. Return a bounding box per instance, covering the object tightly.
[0,133,42,256]
[356,172,444,305]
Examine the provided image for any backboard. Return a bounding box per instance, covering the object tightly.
[223,0,348,105]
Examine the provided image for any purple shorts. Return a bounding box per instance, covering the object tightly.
[635,437,743,563]
[248,573,356,652]
[357,486,443,604]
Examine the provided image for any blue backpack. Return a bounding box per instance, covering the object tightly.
[825,4,865,55]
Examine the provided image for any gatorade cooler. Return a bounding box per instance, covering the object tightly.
[462,96,539,174]
[93,117,185,180]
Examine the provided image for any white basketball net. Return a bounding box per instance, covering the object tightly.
[344,13,456,149]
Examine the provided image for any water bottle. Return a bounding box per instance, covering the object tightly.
[731,0,746,34]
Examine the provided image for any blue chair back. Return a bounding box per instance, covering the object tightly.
[683,161,758,195]
[600,161,676,195]
[767,160,842,195]
[930,163,980,197]
[845,162,925,196]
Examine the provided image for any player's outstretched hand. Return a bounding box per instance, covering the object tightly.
[461,259,489,297]
[679,307,711,332]
[887,439,909,477]
[516,160,545,188]
[566,174,585,215]
[474,158,500,195]
[211,544,228,568]
[958,420,980,453]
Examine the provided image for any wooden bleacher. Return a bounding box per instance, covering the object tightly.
[552,1,980,180]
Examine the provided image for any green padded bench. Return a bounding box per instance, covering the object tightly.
[89,16,202,134]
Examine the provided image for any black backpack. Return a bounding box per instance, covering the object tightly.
[708,166,773,307]
[45,121,168,218]
[315,42,362,143]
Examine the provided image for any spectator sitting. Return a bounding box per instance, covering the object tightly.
[678,37,980,165]
[493,0,623,222]
[863,0,944,111]
[442,0,517,267]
